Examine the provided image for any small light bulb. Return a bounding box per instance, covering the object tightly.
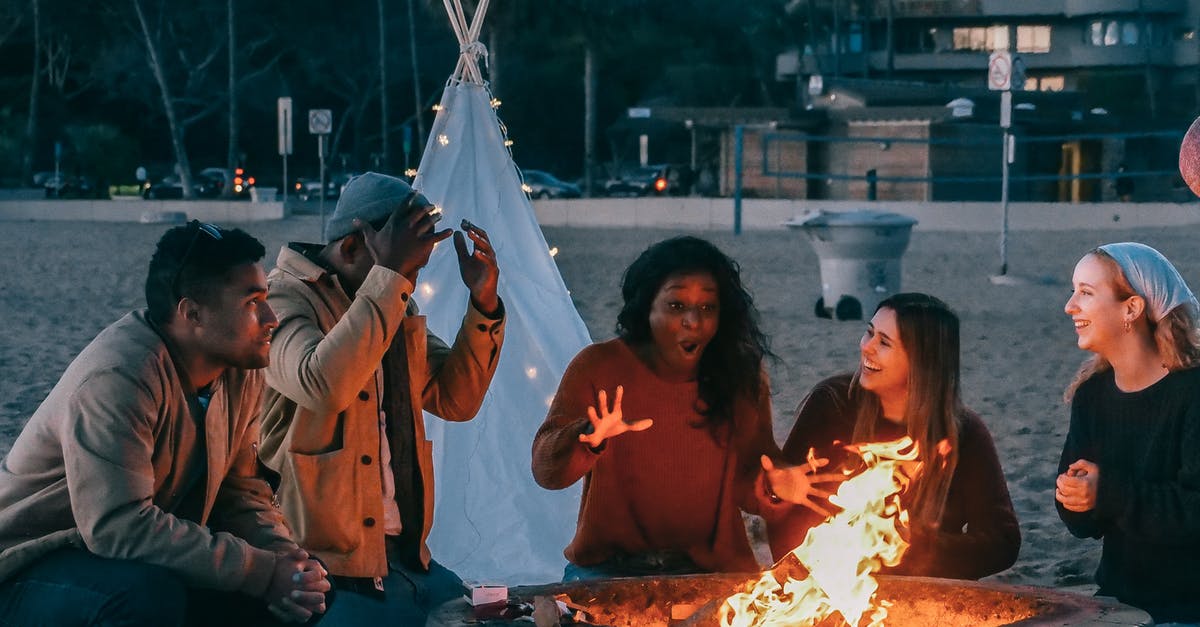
[490,98,502,108]
[420,283,435,298]
[432,104,443,112]
[521,183,533,193]
[525,367,538,379]
[549,246,559,257]
[503,139,514,147]
[404,168,418,177]
[437,134,450,146]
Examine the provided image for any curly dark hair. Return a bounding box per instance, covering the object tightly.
[616,236,771,432]
[145,221,266,324]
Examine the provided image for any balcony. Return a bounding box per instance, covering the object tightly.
[884,0,1184,18]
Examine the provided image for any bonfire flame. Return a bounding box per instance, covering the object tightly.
[722,437,921,627]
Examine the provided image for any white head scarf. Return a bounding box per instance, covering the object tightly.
[1097,242,1199,322]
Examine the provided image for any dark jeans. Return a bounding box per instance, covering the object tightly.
[318,558,463,627]
[0,548,283,627]
[562,551,702,581]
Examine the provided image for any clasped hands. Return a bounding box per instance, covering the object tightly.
[265,547,330,624]
[1055,459,1099,513]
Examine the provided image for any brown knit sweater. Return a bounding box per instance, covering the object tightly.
[531,338,780,573]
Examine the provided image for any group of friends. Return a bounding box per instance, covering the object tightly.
[0,170,1194,626]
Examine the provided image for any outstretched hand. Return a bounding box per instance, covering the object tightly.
[760,454,844,518]
[454,219,500,315]
[1055,459,1100,513]
[578,386,653,449]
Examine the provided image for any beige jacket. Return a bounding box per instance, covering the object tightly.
[0,311,294,595]
[258,245,504,578]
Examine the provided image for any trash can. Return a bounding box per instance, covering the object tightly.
[785,210,918,320]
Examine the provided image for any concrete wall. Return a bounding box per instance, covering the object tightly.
[5,197,1199,234]
[0,199,286,223]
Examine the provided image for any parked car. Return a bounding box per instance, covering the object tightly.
[199,167,255,199]
[42,174,101,199]
[142,172,220,199]
[292,175,342,201]
[603,164,682,197]
[521,169,581,199]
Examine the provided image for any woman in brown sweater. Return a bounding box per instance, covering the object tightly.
[531,236,838,580]
[769,293,1020,580]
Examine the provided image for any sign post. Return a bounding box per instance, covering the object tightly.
[308,109,333,235]
[278,97,293,204]
[988,52,1013,277]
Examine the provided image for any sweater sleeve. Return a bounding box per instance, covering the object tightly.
[737,375,783,516]
[911,413,1021,580]
[531,346,604,490]
[1095,394,1200,542]
[1055,395,1106,539]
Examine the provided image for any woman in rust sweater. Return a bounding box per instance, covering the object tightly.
[531,236,837,580]
[770,293,1020,580]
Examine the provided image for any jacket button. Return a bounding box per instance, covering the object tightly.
[358,391,370,401]
[476,323,487,332]
[361,455,372,465]
[401,292,409,302]
[363,517,376,527]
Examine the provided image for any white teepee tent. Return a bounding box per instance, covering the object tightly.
[411,0,590,585]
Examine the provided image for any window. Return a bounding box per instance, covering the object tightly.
[953,25,1009,51]
[1017,25,1051,53]
[1024,75,1064,92]
[1087,20,1155,46]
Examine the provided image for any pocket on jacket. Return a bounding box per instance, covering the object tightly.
[285,449,361,553]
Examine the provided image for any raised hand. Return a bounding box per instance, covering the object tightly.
[760,454,844,517]
[578,386,653,449]
[354,199,452,281]
[1055,458,1100,513]
[454,219,500,315]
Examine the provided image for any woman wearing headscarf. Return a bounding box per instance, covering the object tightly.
[1058,242,1200,625]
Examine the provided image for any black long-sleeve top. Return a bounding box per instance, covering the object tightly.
[767,374,1020,581]
[1057,367,1200,623]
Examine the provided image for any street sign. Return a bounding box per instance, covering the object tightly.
[988,52,1012,91]
[308,109,332,135]
[277,97,293,155]
[627,107,651,119]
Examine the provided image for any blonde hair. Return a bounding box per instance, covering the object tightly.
[1064,250,1200,402]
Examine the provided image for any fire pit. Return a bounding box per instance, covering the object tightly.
[429,572,1151,626]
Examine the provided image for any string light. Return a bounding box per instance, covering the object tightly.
[490,98,502,108]
[438,134,450,146]
[548,246,559,257]
[503,139,513,147]
[521,183,533,194]
[420,283,435,298]
[432,104,443,112]
[525,367,538,379]
[405,168,418,177]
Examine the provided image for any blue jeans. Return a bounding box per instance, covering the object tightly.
[317,559,463,627]
[0,548,286,626]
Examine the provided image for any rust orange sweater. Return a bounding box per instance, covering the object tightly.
[531,338,780,573]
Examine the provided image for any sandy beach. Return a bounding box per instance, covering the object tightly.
[4,214,1197,591]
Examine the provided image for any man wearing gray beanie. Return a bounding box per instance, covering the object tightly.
[257,172,505,624]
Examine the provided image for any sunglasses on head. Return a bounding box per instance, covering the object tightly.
[173,221,223,299]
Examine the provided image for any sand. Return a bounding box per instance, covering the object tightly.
[5,214,1196,591]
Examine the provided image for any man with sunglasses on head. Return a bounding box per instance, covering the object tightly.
[257,172,504,624]
[0,221,330,625]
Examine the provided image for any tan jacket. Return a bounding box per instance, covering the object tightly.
[258,245,504,578]
[0,311,294,595]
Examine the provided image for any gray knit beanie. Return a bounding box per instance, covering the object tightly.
[324,172,414,242]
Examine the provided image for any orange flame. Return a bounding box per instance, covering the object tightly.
[722,437,920,627]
